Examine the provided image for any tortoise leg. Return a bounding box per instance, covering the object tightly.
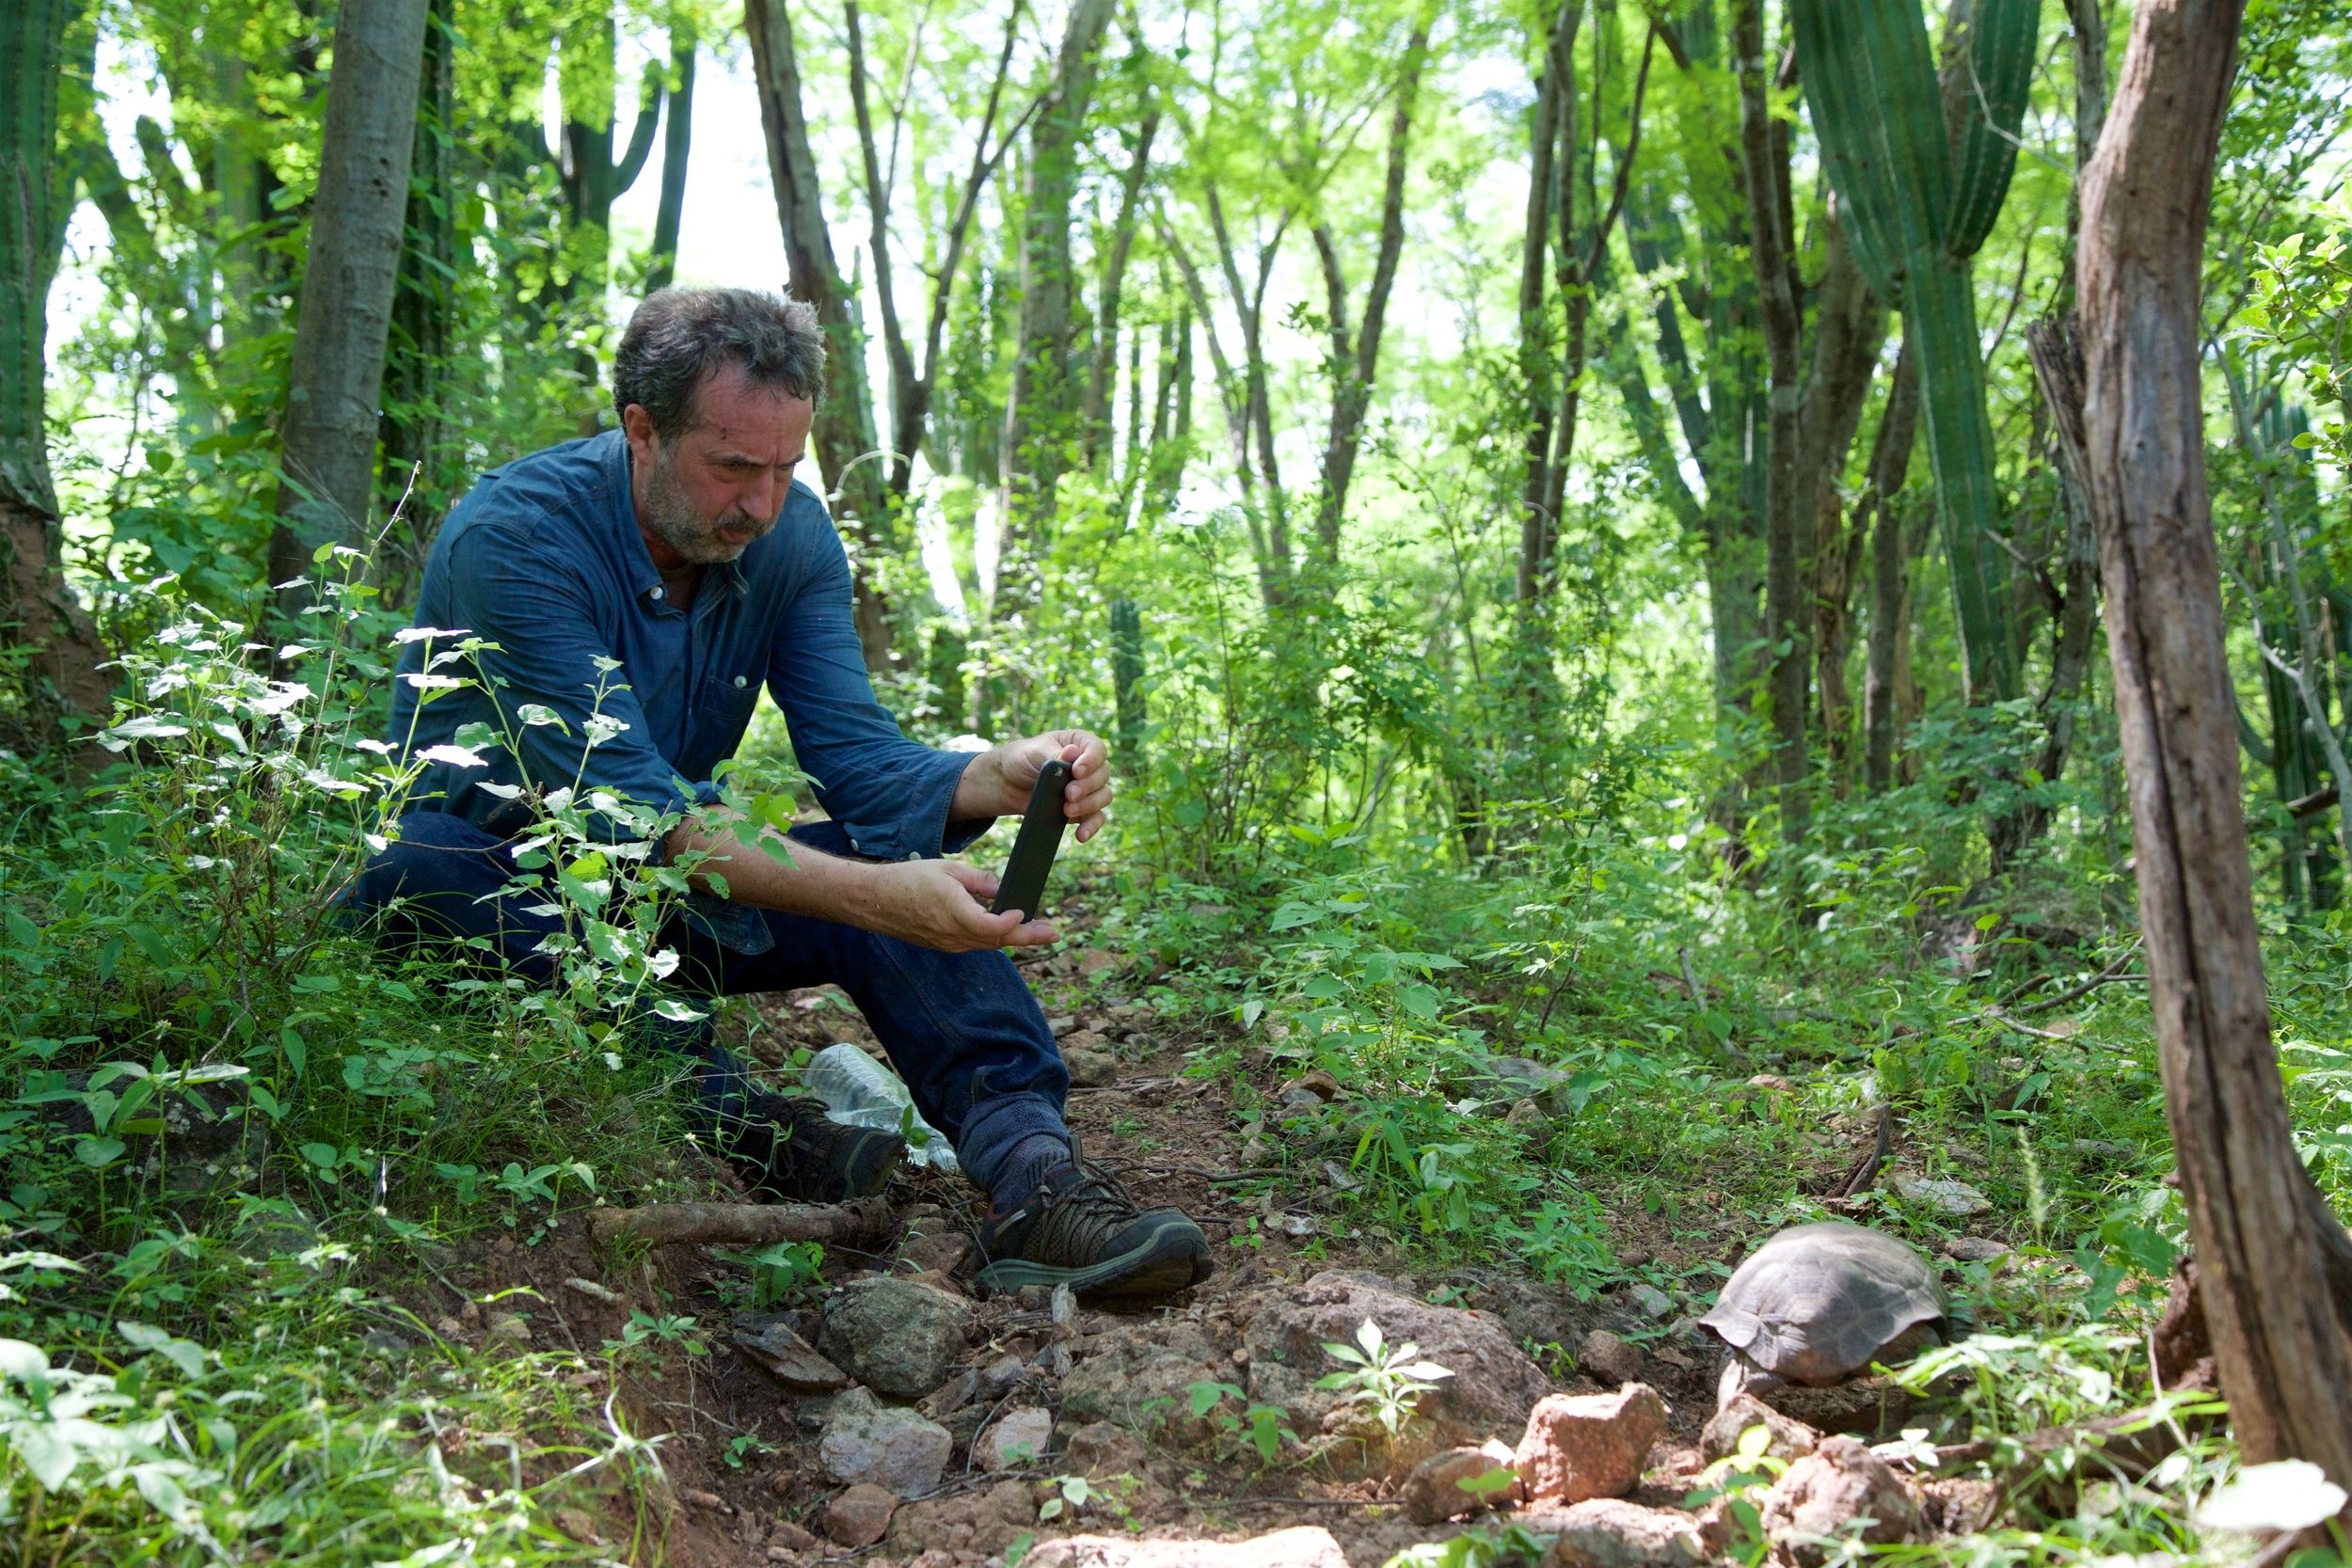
[1716,1354,1780,1413]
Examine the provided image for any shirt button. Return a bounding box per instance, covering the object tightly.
[650,586,664,601]
[733,674,747,689]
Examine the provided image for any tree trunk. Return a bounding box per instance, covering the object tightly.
[1,0,113,741]
[2076,0,2352,1490]
[1514,1,1575,607]
[644,18,696,294]
[1736,0,1810,854]
[1001,0,1117,539]
[1312,20,1432,571]
[1863,346,1921,792]
[746,0,894,671]
[1086,103,1160,471]
[378,0,457,601]
[1800,209,1893,784]
[265,0,431,616]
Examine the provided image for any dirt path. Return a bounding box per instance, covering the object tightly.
[404,913,1893,1568]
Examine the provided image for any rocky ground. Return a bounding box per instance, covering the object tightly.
[401,910,2023,1568]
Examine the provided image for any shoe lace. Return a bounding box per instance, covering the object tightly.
[1007,1139,1148,1259]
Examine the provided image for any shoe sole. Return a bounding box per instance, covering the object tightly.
[974,1217,1213,1301]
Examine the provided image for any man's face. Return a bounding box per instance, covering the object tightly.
[625,364,815,566]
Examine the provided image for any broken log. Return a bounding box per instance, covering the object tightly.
[587,1197,894,1250]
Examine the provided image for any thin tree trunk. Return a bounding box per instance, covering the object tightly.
[2077,0,2352,1491]
[1,0,113,740]
[1800,210,1892,783]
[747,0,894,671]
[645,18,696,294]
[1311,20,1432,571]
[378,0,456,599]
[1087,103,1160,470]
[1515,2,1574,606]
[1735,0,1809,853]
[265,0,431,615]
[1001,0,1117,539]
[1863,346,1921,792]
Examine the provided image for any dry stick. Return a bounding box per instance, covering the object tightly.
[1992,941,2141,1007]
[2017,965,2147,1015]
[586,1197,892,1249]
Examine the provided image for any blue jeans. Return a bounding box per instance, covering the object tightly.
[348,811,1070,1191]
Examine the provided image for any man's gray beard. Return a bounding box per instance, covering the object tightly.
[642,450,772,564]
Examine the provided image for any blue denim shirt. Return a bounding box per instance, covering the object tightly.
[389,430,982,863]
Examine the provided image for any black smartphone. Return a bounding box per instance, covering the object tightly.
[991,758,1073,918]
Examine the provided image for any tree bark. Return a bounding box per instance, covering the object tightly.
[1736,0,1809,852]
[1513,2,1572,608]
[1001,0,1118,540]
[1863,346,1921,792]
[1087,102,1160,470]
[746,0,895,671]
[1,0,113,741]
[1311,20,1433,571]
[644,17,697,294]
[1799,209,1892,783]
[377,0,457,599]
[2076,0,2352,1488]
[265,0,431,616]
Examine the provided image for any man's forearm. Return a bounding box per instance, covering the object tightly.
[950,746,1014,823]
[664,821,880,921]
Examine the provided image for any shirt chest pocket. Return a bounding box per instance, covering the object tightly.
[681,672,761,778]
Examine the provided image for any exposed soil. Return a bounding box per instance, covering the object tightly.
[391,895,2005,1567]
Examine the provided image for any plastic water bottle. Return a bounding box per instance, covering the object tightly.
[803,1042,958,1172]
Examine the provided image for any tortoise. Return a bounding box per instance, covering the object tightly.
[1700,1221,1947,1420]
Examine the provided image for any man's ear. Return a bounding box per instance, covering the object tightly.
[620,403,657,460]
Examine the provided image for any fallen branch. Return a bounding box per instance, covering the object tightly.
[587,1197,893,1250]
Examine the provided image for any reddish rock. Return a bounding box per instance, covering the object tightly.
[1021,1527,1348,1567]
[1515,1385,1668,1505]
[1543,1498,1725,1567]
[1700,1392,1819,1463]
[1401,1442,1520,1524]
[822,1483,898,1547]
[1759,1434,1921,1565]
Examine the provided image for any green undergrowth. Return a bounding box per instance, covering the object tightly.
[6,570,2352,1565]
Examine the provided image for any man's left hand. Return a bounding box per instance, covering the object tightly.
[957,729,1113,842]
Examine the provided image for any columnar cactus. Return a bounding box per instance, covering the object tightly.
[1792,0,2042,705]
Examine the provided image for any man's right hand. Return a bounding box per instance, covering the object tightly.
[860,859,1059,953]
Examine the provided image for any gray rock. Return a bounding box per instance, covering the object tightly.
[1243,1270,1549,1452]
[818,1276,973,1399]
[1579,1329,1645,1386]
[1065,1047,1120,1087]
[818,1388,954,1496]
[1515,1385,1668,1505]
[732,1318,849,1394]
[974,1405,1053,1469]
[1543,1498,1725,1567]
[1060,1324,1223,1449]
[1060,1418,1150,1481]
[1021,1528,1349,1568]
[1758,1434,1921,1565]
[1895,1176,1992,1217]
[1699,1392,1818,1463]
[1945,1236,2010,1263]
[1629,1283,1675,1320]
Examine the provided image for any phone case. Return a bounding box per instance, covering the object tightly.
[991,759,1073,918]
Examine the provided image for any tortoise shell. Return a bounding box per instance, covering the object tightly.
[1699,1221,1947,1386]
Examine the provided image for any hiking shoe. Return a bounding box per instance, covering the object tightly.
[718,1089,904,1204]
[971,1138,1212,1302]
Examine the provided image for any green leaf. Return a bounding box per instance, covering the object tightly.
[118,1320,206,1380]
[74,1136,126,1168]
[1269,902,1326,931]
[300,1142,340,1170]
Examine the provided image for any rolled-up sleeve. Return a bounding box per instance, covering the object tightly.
[767,521,992,860]
[444,520,712,841]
